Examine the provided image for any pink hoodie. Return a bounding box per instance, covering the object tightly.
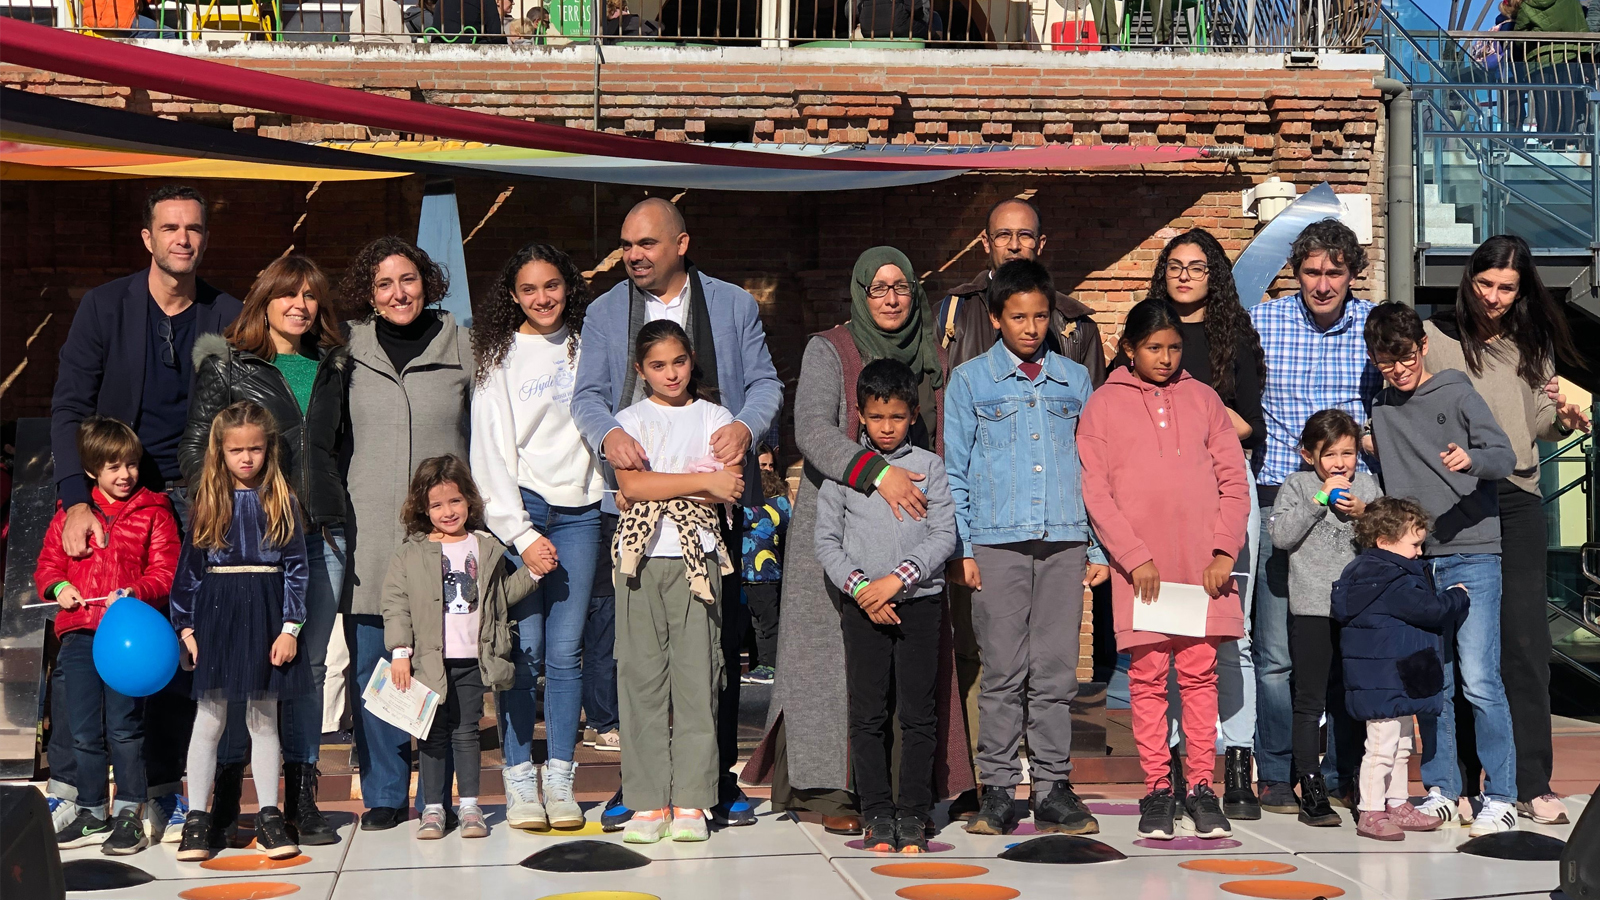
[1078,367,1251,651]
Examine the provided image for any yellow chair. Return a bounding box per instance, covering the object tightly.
[191,0,277,38]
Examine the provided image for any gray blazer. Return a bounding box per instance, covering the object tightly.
[343,313,474,617]
[815,440,956,601]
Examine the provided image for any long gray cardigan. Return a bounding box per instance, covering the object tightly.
[343,312,475,617]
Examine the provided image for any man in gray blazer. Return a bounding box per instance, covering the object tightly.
[573,197,783,828]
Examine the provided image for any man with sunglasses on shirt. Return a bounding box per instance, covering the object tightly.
[47,183,242,844]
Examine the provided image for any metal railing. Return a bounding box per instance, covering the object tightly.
[18,0,1378,49]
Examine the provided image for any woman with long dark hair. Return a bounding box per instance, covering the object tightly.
[1112,228,1268,820]
[339,236,475,831]
[470,243,606,831]
[1425,234,1590,826]
[178,255,350,847]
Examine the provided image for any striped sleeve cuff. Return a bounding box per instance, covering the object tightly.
[844,449,889,495]
[892,560,922,589]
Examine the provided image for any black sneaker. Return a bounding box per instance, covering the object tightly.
[1184,783,1233,838]
[600,787,634,832]
[56,809,110,849]
[1222,747,1262,820]
[1137,785,1177,840]
[1032,780,1099,835]
[862,815,898,852]
[359,807,406,832]
[947,788,981,821]
[176,810,213,861]
[963,785,1019,835]
[894,813,929,853]
[1296,773,1342,827]
[101,808,149,856]
[254,806,300,859]
[710,773,757,827]
[1258,781,1299,815]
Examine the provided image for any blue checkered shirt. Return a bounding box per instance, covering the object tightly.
[1250,293,1383,486]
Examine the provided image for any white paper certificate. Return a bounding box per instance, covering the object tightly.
[1130,582,1211,637]
[361,659,441,740]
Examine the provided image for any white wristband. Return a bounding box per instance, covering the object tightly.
[281,621,303,638]
[392,647,413,660]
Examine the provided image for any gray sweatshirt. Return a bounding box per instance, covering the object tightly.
[815,437,957,601]
[1370,368,1517,556]
[1269,470,1382,616]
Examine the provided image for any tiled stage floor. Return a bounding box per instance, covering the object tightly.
[56,792,1587,900]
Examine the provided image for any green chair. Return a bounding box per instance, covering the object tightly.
[1120,0,1207,49]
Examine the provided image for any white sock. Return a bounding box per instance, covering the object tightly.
[459,797,478,808]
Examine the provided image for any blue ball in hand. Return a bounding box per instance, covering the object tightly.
[1328,487,1349,508]
[93,597,180,698]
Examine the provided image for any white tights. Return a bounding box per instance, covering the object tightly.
[187,697,282,810]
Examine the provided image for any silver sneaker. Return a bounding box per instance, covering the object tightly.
[416,807,446,840]
[542,759,584,828]
[458,803,489,838]
[504,761,547,829]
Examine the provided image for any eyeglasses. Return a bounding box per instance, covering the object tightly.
[989,230,1039,248]
[156,315,176,367]
[1166,262,1211,279]
[1374,352,1421,373]
[867,282,913,299]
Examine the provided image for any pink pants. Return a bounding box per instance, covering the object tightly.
[1129,637,1220,792]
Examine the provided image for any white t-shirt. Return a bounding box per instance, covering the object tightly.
[439,537,480,661]
[614,397,734,558]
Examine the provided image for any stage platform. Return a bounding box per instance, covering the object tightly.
[52,789,1588,900]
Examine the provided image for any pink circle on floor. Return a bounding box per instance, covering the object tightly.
[846,839,956,853]
[1010,823,1038,836]
[1086,803,1141,816]
[1133,837,1243,850]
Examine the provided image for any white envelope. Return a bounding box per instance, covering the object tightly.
[1130,582,1210,637]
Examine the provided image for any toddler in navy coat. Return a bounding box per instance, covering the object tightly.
[1330,497,1468,842]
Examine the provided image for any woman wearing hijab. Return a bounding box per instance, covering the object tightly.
[742,247,974,832]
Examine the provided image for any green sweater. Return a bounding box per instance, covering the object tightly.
[1515,0,1586,65]
[273,352,318,413]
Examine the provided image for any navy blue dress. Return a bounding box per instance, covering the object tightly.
[170,489,311,701]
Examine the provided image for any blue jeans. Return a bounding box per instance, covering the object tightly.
[500,489,601,766]
[278,527,345,765]
[347,614,412,809]
[1418,553,1518,803]
[58,632,145,813]
[1253,494,1295,785]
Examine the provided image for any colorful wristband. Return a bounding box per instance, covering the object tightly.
[1313,490,1331,506]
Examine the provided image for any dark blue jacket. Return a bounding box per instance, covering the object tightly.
[50,270,241,508]
[1330,548,1469,721]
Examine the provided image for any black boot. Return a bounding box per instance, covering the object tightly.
[1296,773,1341,827]
[209,763,246,849]
[1223,747,1261,820]
[1168,745,1187,799]
[283,763,338,846]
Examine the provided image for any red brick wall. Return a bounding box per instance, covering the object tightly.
[0,50,1388,440]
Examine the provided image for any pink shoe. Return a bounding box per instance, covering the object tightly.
[1356,809,1403,841]
[1385,802,1440,833]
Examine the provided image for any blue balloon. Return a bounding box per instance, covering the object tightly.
[92,598,179,698]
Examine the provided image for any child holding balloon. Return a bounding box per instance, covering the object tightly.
[35,416,180,855]
[169,401,310,862]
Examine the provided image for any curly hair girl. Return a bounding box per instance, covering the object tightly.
[1145,228,1266,407]
[472,242,591,386]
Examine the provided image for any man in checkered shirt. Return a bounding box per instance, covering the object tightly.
[1247,218,1382,816]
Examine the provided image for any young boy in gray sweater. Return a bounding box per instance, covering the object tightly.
[1269,409,1381,827]
[1364,303,1520,835]
[815,359,957,853]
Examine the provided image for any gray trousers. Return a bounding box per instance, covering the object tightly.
[616,556,725,811]
[970,540,1086,786]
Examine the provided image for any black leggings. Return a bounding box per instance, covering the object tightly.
[419,660,485,806]
[1290,615,1360,784]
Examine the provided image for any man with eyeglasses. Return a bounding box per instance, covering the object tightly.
[1247,218,1381,817]
[937,198,1105,388]
[48,183,242,841]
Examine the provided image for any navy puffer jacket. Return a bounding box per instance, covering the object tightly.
[1330,548,1469,721]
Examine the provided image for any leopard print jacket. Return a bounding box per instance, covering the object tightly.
[612,499,733,602]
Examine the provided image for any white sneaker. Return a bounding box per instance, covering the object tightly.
[503,762,547,829]
[669,808,709,842]
[542,759,584,828]
[48,796,78,833]
[1468,799,1518,837]
[623,811,669,844]
[1415,788,1457,827]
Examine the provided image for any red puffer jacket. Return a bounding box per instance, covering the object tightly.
[34,487,181,638]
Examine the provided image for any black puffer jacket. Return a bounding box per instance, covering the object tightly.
[180,333,353,527]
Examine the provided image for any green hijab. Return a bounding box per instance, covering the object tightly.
[847,246,944,389]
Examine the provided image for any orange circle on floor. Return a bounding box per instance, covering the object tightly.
[872,863,992,879]
[200,855,312,871]
[177,882,301,900]
[894,886,1021,900]
[1180,859,1299,876]
[1220,880,1346,899]
[534,893,660,900]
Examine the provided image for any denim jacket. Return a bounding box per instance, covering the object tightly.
[944,340,1104,561]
